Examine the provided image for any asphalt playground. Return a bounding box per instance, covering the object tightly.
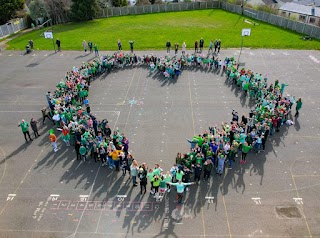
[0,48,320,238]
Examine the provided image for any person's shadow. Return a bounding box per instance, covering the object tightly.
[294,117,300,131]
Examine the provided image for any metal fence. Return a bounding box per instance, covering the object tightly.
[221,2,320,39]
[96,1,220,18]
[0,18,28,39]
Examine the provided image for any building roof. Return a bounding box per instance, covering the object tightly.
[280,2,320,16]
[293,0,320,6]
[262,0,278,5]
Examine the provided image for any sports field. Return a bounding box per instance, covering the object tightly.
[6,9,320,50]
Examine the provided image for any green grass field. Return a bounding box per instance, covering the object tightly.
[6,9,320,50]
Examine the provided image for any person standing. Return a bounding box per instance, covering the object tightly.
[28,39,34,50]
[194,40,198,53]
[294,98,302,117]
[241,142,252,164]
[151,174,162,198]
[129,40,134,53]
[138,165,148,194]
[49,129,58,152]
[203,159,213,179]
[194,163,202,184]
[174,42,179,55]
[214,39,218,53]
[181,42,186,55]
[88,41,93,53]
[117,39,122,51]
[199,38,204,53]
[166,40,171,53]
[82,40,87,52]
[93,44,99,56]
[41,107,53,125]
[167,180,195,204]
[30,118,40,138]
[208,40,213,53]
[217,39,221,53]
[164,171,172,192]
[18,119,33,143]
[217,153,226,176]
[131,160,138,186]
[56,39,61,51]
[79,144,87,162]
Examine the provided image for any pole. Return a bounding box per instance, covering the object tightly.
[237,35,244,69]
[241,0,244,15]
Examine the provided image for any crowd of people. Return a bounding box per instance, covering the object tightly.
[17,49,302,204]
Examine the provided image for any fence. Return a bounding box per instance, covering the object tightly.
[96,1,220,18]
[221,2,320,39]
[0,18,28,39]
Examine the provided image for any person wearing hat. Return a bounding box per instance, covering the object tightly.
[49,129,58,152]
[18,119,33,143]
[217,152,226,176]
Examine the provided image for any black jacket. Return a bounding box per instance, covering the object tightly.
[30,121,38,131]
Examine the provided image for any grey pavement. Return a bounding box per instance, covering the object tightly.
[0,49,320,238]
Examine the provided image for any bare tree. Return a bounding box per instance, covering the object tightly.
[45,0,71,24]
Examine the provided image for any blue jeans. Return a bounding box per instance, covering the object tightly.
[108,157,114,168]
[132,176,136,185]
[255,143,262,152]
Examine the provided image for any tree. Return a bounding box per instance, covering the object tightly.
[153,0,164,4]
[0,0,25,25]
[29,0,50,22]
[112,0,127,7]
[136,0,150,5]
[46,0,71,24]
[121,0,128,6]
[70,0,99,21]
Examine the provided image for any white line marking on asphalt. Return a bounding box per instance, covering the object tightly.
[309,55,320,63]
[116,195,127,198]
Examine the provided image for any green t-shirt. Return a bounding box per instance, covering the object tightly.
[151,177,161,187]
[164,175,172,183]
[19,122,29,132]
[153,168,161,176]
[175,171,184,181]
[79,146,86,155]
[195,156,203,166]
[147,172,154,181]
[160,180,166,189]
[81,137,87,145]
[242,145,252,153]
